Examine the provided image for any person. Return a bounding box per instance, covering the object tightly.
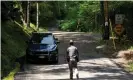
[66,40,79,80]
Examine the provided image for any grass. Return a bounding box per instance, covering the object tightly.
[1,20,29,78]
[97,36,133,72]
[127,46,133,72]
[14,21,47,35]
[127,62,133,72]
[14,21,33,37]
[1,20,48,79]
[3,63,20,80]
[128,46,133,50]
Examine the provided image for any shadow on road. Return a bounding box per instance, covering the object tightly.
[15,32,133,80]
[56,32,105,65]
[26,60,58,65]
[40,74,130,80]
[15,64,131,80]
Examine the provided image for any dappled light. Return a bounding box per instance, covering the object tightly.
[1,1,133,80]
[14,32,133,80]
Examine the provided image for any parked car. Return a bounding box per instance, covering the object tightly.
[26,32,59,63]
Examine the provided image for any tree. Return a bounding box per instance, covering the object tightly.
[19,1,27,28]
[27,1,30,28]
[36,2,39,30]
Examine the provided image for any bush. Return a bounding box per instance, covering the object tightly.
[127,62,133,72]
[1,21,28,78]
[60,20,77,31]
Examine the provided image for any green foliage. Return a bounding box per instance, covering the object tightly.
[1,1,15,21]
[60,20,77,31]
[30,23,36,30]
[108,1,133,41]
[127,62,133,72]
[1,1,133,78]
[128,46,133,50]
[1,21,28,78]
[3,62,20,80]
[59,1,101,32]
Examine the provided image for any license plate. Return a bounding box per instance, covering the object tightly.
[39,56,45,58]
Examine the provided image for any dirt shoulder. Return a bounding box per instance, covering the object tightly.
[98,39,133,75]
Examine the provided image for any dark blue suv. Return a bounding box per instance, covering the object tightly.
[26,32,59,63]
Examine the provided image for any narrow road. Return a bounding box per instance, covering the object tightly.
[15,31,133,80]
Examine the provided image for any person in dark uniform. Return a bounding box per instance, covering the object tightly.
[66,40,79,80]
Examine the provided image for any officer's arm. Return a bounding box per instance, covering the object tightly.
[66,49,69,57]
[76,48,79,61]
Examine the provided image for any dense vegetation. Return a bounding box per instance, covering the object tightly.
[1,1,133,78]
[1,21,28,78]
[2,1,133,34]
[59,1,101,32]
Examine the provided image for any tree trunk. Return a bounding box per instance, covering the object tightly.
[19,2,27,28]
[36,2,39,30]
[20,15,26,27]
[27,1,30,28]
[77,19,80,31]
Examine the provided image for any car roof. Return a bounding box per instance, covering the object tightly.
[32,32,53,34]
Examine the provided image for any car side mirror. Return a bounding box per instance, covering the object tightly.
[56,40,60,44]
[55,38,58,41]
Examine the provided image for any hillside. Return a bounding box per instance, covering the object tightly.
[1,20,29,78]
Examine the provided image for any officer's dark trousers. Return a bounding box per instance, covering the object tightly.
[68,59,79,79]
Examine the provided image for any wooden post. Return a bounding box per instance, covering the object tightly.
[103,1,109,40]
[109,19,116,50]
[104,1,108,22]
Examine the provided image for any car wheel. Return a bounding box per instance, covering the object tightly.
[26,54,30,63]
[53,57,58,64]
[55,59,58,64]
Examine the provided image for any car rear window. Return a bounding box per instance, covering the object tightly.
[31,33,54,45]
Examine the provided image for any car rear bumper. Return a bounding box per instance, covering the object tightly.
[26,54,58,61]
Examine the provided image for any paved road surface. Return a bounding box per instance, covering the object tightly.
[15,31,133,80]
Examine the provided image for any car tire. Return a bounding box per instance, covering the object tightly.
[55,59,58,64]
[26,54,30,63]
[53,57,58,64]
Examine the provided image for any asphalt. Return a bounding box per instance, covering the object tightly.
[14,31,133,80]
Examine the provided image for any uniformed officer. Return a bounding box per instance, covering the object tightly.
[66,40,79,80]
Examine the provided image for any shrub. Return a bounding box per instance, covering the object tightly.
[60,20,77,31]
